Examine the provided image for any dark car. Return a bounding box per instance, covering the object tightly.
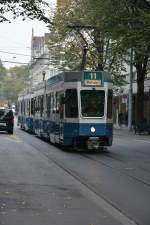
[0,108,14,134]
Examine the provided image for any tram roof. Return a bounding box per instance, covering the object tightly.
[30,71,112,92]
[47,71,112,85]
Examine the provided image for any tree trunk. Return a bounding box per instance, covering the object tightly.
[136,64,145,123]
[96,63,104,71]
[135,55,148,123]
[93,29,104,71]
[80,47,88,71]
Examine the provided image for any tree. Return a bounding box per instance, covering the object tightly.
[3,65,29,103]
[47,0,150,122]
[47,0,126,81]
[63,0,150,122]
[0,60,7,99]
[0,0,52,24]
[102,0,150,123]
[0,59,7,80]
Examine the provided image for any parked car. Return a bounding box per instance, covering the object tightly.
[0,108,14,134]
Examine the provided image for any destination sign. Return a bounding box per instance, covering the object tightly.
[83,71,102,86]
[84,80,101,86]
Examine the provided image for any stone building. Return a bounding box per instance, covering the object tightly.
[29,29,58,88]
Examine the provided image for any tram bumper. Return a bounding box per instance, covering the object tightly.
[87,137,100,150]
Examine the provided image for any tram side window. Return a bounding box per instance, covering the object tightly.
[46,94,51,117]
[29,100,31,116]
[38,97,40,113]
[40,96,44,117]
[65,89,78,118]
[56,92,59,114]
[37,97,41,113]
[34,98,37,113]
[20,101,23,114]
[51,93,55,113]
[27,100,29,116]
[25,100,27,116]
[18,102,20,114]
[107,90,113,119]
[24,100,25,115]
[22,100,25,115]
[59,94,64,119]
[31,98,35,115]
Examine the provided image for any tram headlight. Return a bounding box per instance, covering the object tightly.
[91,127,96,133]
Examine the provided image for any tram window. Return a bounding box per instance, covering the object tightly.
[37,97,41,113]
[31,98,35,115]
[37,97,40,113]
[35,97,38,112]
[29,100,31,116]
[27,100,29,115]
[25,101,27,115]
[46,94,51,117]
[18,102,20,114]
[56,92,60,114]
[59,94,64,119]
[21,101,22,114]
[24,100,26,115]
[81,90,105,117]
[23,100,25,115]
[25,100,27,115]
[107,90,113,119]
[51,93,55,113]
[40,96,44,117]
[65,89,78,118]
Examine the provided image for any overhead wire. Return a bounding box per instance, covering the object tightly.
[1,60,29,65]
[0,50,30,57]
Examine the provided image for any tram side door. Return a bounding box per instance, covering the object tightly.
[59,93,64,143]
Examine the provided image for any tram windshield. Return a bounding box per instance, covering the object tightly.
[80,90,105,117]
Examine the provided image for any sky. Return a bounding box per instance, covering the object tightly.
[0,0,56,69]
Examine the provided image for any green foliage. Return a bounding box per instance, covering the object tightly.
[0,0,51,23]
[47,0,150,97]
[2,65,29,103]
[47,0,128,85]
[103,1,150,56]
[0,60,7,80]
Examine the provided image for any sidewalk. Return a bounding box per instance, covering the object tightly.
[113,124,150,141]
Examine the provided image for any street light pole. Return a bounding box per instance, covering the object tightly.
[128,48,133,130]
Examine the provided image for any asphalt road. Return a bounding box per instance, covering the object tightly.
[0,123,150,225]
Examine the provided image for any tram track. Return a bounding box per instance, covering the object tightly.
[79,152,150,188]
[17,129,149,225]
[17,128,150,189]
[27,143,138,225]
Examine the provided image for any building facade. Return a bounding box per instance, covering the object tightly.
[113,69,150,126]
[29,29,58,88]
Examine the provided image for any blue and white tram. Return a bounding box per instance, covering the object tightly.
[18,71,113,150]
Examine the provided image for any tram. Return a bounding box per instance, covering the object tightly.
[18,71,113,150]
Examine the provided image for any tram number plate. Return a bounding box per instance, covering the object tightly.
[83,71,102,86]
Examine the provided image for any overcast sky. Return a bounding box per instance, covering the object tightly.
[0,0,56,68]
